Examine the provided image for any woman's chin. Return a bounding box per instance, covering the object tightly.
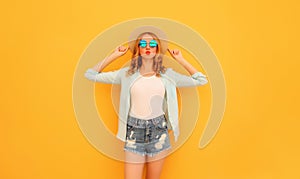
[141,54,156,59]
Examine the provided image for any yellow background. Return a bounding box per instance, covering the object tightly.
[1,0,299,178]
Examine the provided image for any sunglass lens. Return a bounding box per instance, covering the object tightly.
[149,40,158,47]
[139,40,147,48]
[139,39,157,48]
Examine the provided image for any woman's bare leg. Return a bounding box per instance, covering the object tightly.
[124,151,146,179]
[145,149,169,179]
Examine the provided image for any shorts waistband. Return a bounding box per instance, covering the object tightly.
[127,114,166,128]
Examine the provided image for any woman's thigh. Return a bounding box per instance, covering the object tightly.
[145,149,170,179]
[124,151,146,179]
[146,147,170,163]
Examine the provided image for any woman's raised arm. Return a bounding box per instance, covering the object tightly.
[167,48,208,87]
[84,46,129,84]
[93,46,129,72]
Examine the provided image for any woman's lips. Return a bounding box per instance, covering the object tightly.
[146,51,150,55]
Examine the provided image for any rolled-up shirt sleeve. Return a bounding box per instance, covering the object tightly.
[166,68,208,87]
[84,68,122,84]
[190,71,208,86]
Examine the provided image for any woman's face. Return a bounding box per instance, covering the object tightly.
[138,34,157,59]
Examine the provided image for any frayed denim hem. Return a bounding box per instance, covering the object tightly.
[147,145,172,157]
[124,147,147,156]
[123,145,171,157]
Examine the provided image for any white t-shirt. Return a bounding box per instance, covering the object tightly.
[129,74,165,119]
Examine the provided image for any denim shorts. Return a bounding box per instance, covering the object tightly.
[123,114,171,157]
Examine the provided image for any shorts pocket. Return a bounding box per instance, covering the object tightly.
[155,120,168,130]
[126,124,145,143]
[126,124,134,137]
[127,124,134,130]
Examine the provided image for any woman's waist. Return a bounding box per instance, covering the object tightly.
[127,113,166,128]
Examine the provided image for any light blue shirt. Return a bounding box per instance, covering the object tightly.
[84,66,208,142]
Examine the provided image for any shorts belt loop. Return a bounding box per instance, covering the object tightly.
[135,117,138,127]
[152,116,158,126]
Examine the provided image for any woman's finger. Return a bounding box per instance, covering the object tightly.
[124,47,129,52]
[167,48,173,54]
[120,46,126,52]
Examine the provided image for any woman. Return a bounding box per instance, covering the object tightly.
[84,30,208,179]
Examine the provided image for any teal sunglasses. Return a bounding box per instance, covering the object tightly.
[138,39,158,48]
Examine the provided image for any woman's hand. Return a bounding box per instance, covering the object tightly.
[112,45,129,58]
[167,48,183,61]
[167,48,198,75]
